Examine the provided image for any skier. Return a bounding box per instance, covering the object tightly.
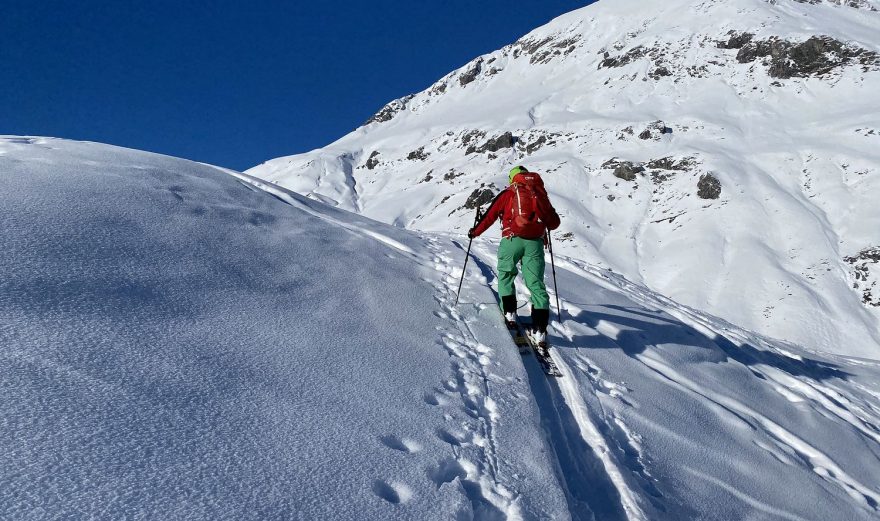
[468,166,561,346]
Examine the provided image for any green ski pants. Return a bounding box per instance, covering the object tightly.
[497,236,550,310]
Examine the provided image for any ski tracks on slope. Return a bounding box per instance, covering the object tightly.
[449,237,651,521]
[558,257,880,516]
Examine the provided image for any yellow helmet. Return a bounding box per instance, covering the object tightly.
[508,165,528,184]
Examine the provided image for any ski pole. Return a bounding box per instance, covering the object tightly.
[454,206,482,306]
[546,231,562,324]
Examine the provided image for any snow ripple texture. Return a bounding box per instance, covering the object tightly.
[3,136,880,520]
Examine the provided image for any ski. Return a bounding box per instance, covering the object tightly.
[504,316,530,355]
[519,318,562,377]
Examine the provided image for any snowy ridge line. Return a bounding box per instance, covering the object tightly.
[230,172,415,255]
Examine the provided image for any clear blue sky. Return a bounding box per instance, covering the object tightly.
[2,1,591,170]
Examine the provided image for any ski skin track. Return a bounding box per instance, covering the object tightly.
[459,238,648,521]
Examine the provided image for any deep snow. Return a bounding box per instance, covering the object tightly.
[3,137,880,520]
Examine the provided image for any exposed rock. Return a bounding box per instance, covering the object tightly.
[649,66,672,79]
[444,170,465,182]
[420,171,433,183]
[363,95,414,125]
[463,185,497,209]
[407,147,429,161]
[717,31,754,49]
[461,130,487,147]
[697,173,722,199]
[430,82,448,96]
[524,133,561,154]
[466,132,516,155]
[639,121,672,140]
[515,35,581,65]
[605,160,645,181]
[459,59,483,87]
[599,45,647,68]
[365,151,380,170]
[845,247,880,306]
[732,34,880,78]
[790,0,878,11]
[646,156,697,171]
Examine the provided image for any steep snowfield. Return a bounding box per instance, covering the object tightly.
[0,137,565,520]
[3,137,880,519]
[247,0,880,359]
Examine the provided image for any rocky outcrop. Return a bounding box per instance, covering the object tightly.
[723,33,880,78]
[845,247,880,307]
[407,147,429,161]
[514,35,581,65]
[459,59,484,87]
[639,121,673,141]
[365,151,381,170]
[364,95,415,125]
[466,132,516,155]
[603,159,646,181]
[463,184,497,209]
[790,0,878,11]
[697,173,722,199]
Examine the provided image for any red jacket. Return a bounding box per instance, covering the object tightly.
[471,173,561,239]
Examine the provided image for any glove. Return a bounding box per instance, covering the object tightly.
[467,228,477,239]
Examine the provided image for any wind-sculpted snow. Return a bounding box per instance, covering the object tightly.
[248,0,880,359]
[3,137,880,519]
[0,137,567,520]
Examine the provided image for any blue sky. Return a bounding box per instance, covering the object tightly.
[2,1,590,170]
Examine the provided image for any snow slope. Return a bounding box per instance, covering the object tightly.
[247,0,880,359]
[2,137,880,519]
[0,137,566,520]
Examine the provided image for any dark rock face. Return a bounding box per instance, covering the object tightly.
[717,31,754,49]
[600,46,648,68]
[730,34,880,78]
[649,66,672,79]
[407,147,429,161]
[444,170,465,182]
[365,151,380,170]
[459,59,484,87]
[464,185,497,209]
[646,156,696,171]
[845,247,880,306]
[697,173,722,199]
[639,130,653,140]
[363,95,414,125]
[614,161,645,181]
[466,132,516,155]
[792,0,878,11]
[515,35,581,65]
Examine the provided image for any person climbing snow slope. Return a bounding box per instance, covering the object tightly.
[468,166,561,347]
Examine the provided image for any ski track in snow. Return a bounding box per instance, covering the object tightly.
[447,238,649,521]
[440,236,880,520]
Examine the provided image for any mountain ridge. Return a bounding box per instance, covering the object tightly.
[248,0,880,359]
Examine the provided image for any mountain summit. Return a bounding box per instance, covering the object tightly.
[248,0,880,358]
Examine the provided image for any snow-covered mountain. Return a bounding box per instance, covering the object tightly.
[247,0,880,360]
[3,137,880,519]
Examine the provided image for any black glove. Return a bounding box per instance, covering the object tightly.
[467,228,477,239]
